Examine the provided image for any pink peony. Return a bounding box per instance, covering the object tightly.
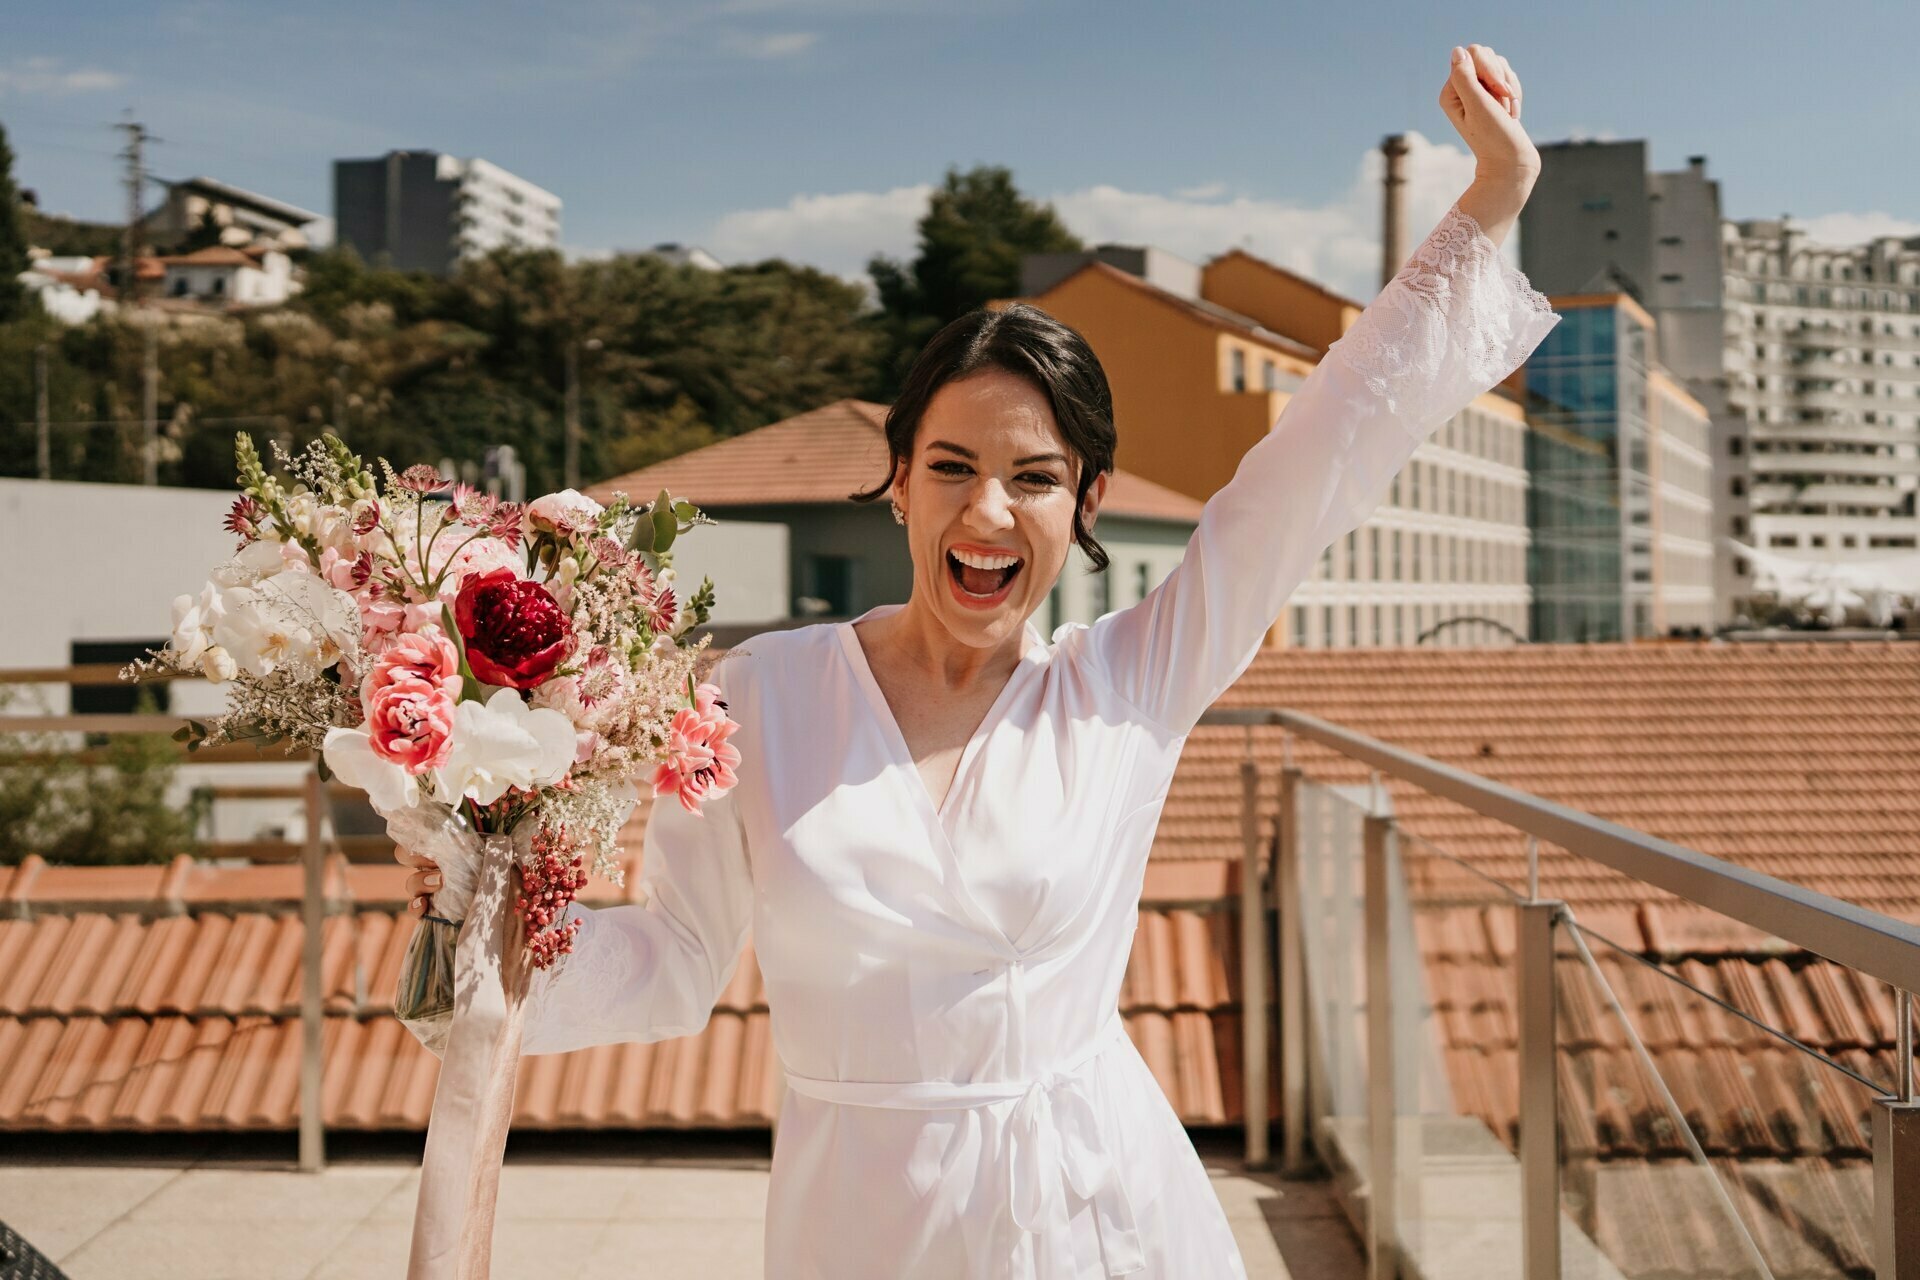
[364,672,456,774]
[650,694,740,814]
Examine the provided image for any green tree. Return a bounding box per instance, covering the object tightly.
[0,122,32,323]
[867,165,1082,395]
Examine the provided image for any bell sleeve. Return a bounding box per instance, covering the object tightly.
[1074,203,1560,736]
[518,711,756,1058]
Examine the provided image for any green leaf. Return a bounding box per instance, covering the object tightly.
[651,488,677,554]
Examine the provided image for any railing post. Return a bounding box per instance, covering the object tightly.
[1277,764,1310,1176]
[1517,898,1562,1280]
[1874,1100,1920,1278]
[1364,812,1397,1280]
[1240,755,1271,1168]
[300,764,326,1172]
[1878,989,1917,1279]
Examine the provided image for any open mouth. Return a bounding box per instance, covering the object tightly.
[946,548,1024,605]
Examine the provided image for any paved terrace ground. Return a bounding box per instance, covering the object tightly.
[2,1131,1364,1280]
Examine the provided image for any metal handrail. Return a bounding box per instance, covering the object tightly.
[1199,705,1920,995]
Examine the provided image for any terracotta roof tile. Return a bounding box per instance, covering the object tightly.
[583,398,1204,524]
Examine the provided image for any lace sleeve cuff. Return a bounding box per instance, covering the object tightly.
[1326,203,1557,413]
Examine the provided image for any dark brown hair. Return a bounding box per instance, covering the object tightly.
[850,303,1116,572]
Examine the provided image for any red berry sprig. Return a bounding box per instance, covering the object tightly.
[516,823,588,969]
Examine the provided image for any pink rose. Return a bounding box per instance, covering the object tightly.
[364,672,456,774]
[650,694,740,815]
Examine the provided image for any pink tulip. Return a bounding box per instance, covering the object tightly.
[364,672,457,774]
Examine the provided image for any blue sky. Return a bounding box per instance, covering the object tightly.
[6,0,1918,299]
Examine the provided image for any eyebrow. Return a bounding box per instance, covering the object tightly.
[926,440,1069,467]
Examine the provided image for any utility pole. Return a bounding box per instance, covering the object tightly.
[143,328,158,485]
[34,344,49,480]
[116,118,153,308]
[562,336,601,490]
[1380,133,1410,290]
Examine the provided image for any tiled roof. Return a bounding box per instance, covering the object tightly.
[0,878,1258,1131]
[1035,261,1321,364]
[584,398,1206,524]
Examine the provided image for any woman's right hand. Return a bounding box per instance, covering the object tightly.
[395,843,442,917]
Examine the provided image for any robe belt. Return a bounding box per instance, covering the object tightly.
[779,1012,1145,1278]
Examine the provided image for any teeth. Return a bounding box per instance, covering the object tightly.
[949,548,1022,571]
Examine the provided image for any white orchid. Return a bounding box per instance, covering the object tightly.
[322,726,420,814]
[170,585,238,682]
[210,569,358,677]
[431,687,577,807]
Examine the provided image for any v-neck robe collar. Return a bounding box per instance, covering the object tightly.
[836,603,1050,958]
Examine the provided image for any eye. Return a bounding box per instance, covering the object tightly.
[1020,472,1061,488]
[930,460,971,476]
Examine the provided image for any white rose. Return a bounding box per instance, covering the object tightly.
[525,489,604,537]
[431,688,576,807]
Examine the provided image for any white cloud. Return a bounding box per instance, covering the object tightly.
[1175,181,1227,200]
[704,182,933,275]
[1794,211,1920,246]
[717,29,819,58]
[0,56,126,95]
[692,131,1498,301]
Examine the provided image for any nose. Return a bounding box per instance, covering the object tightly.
[962,476,1016,532]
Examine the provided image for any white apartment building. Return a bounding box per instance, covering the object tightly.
[1719,221,1920,572]
[332,150,561,275]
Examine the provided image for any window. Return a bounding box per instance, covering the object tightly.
[805,554,856,616]
[72,641,170,717]
[1370,527,1381,580]
[1230,348,1246,393]
[1090,567,1110,617]
[1262,359,1277,391]
[1134,561,1151,602]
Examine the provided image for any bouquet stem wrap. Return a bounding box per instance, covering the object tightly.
[396,818,530,1279]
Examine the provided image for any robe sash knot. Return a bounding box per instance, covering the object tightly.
[780,1012,1145,1277]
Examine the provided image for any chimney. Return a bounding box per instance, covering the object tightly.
[1380,134,1410,290]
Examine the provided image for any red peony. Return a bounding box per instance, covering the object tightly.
[453,568,574,689]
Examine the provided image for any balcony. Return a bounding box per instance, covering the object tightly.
[4,644,1919,1279]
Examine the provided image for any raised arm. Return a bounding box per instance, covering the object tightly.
[1073,45,1555,735]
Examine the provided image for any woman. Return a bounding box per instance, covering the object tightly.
[401,44,1554,1278]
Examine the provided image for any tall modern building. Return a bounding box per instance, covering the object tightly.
[1522,139,1920,623]
[1525,294,1716,641]
[332,150,560,275]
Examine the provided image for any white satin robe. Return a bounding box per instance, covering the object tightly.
[520,205,1559,1278]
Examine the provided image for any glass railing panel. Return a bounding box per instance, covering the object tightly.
[1292,776,1524,1278]
[1559,916,1885,1280]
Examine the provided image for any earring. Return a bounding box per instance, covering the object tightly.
[891,499,907,525]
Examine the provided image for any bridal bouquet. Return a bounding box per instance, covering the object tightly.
[130,432,741,1053]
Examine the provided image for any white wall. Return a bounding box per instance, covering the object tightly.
[0,479,237,717]
[660,520,790,625]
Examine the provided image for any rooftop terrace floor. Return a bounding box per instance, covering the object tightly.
[2,1129,1362,1279]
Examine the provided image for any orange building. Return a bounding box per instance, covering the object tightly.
[1007,245,1536,650]
[995,261,1319,504]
